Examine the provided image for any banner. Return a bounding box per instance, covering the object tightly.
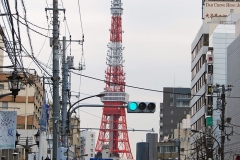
[0,111,17,149]
[40,96,49,131]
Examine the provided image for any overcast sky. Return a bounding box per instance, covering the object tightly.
[2,0,203,158]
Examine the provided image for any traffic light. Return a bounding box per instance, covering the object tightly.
[207,64,213,74]
[57,147,68,160]
[207,85,212,95]
[127,101,156,113]
[207,106,213,116]
[207,96,213,105]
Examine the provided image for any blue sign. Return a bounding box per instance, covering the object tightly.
[40,96,49,131]
[90,158,113,160]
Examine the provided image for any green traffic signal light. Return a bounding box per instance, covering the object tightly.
[129,102,138,111]
[127,101,156,113]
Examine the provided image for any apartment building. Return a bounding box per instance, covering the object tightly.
[159,87,191,142]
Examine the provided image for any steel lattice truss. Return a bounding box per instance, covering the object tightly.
[95,0,133,159]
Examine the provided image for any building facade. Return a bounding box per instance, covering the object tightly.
[190,1,240,158]
[81,130,96,160]
[159,87,191,141]
[157,142,178,160]
[0,69,46,159]
[68,115,81,159]
[0,69,44,130]
[173,114,191,160]
[146,133,158,160]
[225,20,240,159]
[136,142,149,160]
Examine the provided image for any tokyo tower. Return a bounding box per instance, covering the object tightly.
[95,0,133,159]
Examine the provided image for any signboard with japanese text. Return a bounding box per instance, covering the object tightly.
[0,111,17,149]
[204,2,240,22]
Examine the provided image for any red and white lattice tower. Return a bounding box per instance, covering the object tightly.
[95,0,133,159]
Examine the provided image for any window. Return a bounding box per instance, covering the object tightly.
[171,111,173,114]
[203,34,209,46]
[183,101,189,107]
[170,102,173,106]
[177,101,181,107]
[2,102,8,109]
[0,84,4,89]
[161,146,176,153]
[177,101,189,107]
[170,120,173,123]
[17,124,25,129]
[170,94,173,98]
[27,125,34,129]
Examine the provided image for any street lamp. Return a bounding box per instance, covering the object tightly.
[7,71,22,101]
[67,93,105,133]
[15,131,20,147]
[67,93,105,115]
[0,71,22,100]
[62,94,105,159]
[15,130,40,160]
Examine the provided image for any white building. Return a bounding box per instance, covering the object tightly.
[174,114,191,160]
[81,130,96,160]
[190,2,240,158]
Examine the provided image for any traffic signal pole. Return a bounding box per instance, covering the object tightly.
[178,119,180,160]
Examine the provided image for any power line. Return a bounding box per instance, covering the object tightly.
[71,71,240,98]
[20,0,34,55]
[11,15,49,38]
[13,14,50,30]
[77,0,84,36]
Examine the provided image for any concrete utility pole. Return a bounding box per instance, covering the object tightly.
[221,85,225,160]
[52,0,60,159]
[61,36,68,147]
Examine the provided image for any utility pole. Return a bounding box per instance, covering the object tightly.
[52,0,60,159]
[61,36,68,147]
[221,85,225,160]
[61,36,84,160]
